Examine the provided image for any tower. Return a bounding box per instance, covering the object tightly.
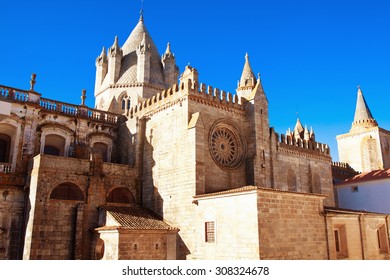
[161,43,179,88]
[336,87,390,172]
[93,13,179,113]
[236,53,271,187]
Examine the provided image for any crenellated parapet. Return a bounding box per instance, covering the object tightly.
[331,161,360,180]
[278,132,330,158]
[128,78,247,120]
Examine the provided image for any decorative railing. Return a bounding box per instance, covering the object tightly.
[0,162,13,173]
[0,85,120,124]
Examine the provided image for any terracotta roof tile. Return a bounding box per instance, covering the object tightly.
[336,168,390,186]
[100,205,178,231]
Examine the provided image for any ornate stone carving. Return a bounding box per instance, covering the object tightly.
[209,121,246,170]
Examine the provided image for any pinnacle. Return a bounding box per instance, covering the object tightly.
[238,53,256,89]
[351,86,377,131]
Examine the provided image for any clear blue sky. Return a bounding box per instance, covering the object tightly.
[1,0,390,161]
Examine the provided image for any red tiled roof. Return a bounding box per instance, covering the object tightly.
[336,168,390,186]
[98,206,179,231]
[324,206,388,215]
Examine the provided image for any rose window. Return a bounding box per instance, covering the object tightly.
[209,122,245,169]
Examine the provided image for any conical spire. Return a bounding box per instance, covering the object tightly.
[309,126,315,141]
[304,125,310,141]
[109,36,122,56]
[165,42,171,54]
[162,42,174,59]
[96,46,107,65]
[293,118,304,139]
[161,42,175,63]
[238,53,256,89]
[350,86,377,132]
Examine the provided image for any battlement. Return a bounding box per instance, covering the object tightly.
[0,85,120,124]
[278,133,330,155]
[332,161,360,180]
[186,79,245,110]
[128,78,245,119]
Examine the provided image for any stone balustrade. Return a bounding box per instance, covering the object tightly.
[0,162,13,173]
[0,85,119,124]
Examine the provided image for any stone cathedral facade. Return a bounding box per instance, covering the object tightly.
[0,14,389,260]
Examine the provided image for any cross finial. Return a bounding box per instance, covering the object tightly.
[139,0,144,21]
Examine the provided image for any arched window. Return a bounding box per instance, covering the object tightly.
[44,134,66,156]
[287,169,297,192]
[312,173,321,194]
[107,187,135,204]
[0,133,11,162]
[50,183,84,201]
[120,94,131,112]
[93,142,108,162]
[127,99,131,110]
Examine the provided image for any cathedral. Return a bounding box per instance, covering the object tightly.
[0,13,389,260]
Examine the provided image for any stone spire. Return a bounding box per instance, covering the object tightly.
[96,47,107,65]
[293,118,304,140]
[109,36,122,56]
[309,126,315,141]
[162,42,173,59]
[238,53,256,90]
[162,42,179,88]
[350,86,378,132]
[304,125,310,141]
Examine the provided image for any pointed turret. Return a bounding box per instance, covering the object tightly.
[94,12,177,112]
[107,36,123,84]
[309,126,315,141]
[109,36,122,56]
[95,47,108,92]
[350,86,378,132]
[162,42,179,88]
[238,53,256,89]
[304,125,310,141]
[293,118,304,140]
[136,32,151,83]
[236,53,261,101]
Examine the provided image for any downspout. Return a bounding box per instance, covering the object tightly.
[358,214,366,260]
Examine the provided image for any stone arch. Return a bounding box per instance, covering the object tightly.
[39,124,74,157]
[0,122,20,170]
[107,187,135,204]
[93,142,108,162]
[44,134,66,156]
[50,183,84,201]
[88,133,113,162]
[0,133,11,163]
[287,169,297,192]
[118,91,131,112]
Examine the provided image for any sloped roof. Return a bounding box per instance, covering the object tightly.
[324,206,388,215]
[115,16,165,87]
[97,205,178,231]
[335,168,390,186]
[238,53,256,88]
[350,87,378,131]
